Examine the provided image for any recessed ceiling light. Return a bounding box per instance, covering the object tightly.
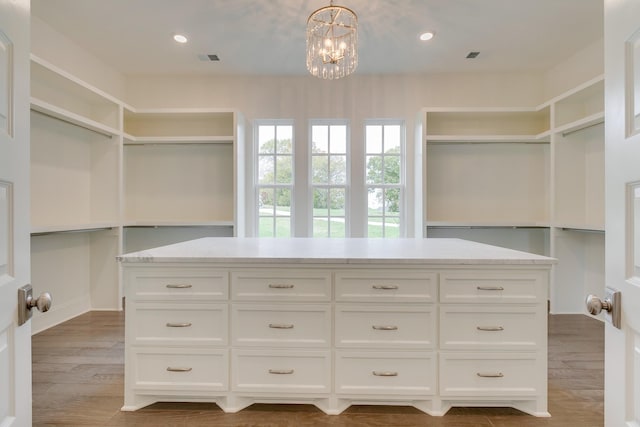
[419,32,435,41]
[173,34,188,44]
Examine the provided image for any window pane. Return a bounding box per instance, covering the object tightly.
[275,155,293,184]
[258,156,275,184]
[313,188,329,216]
[384,155,400,184]
[313,218,328,237]
[384,125,401,152]
[368,217,384,238]
[258,188,274,214]
[384,217,400,238]
[312,125,328,153]
[275,217,291,237]
[385,188,401,215]
[312,155,329,184]
[276,125,293,154]
[259,216,274,237]
[366,125,383,154]
[275,188,291,215]
[258,126,275,154]
[366,155,383,184]
[330,125,347,153]
[368,187,383,213]
[329,155,347,184]
[330,188,345,212]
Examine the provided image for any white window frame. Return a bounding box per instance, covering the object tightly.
[364,119,406,238]
[254,120,294,238]
[309,119,350,237]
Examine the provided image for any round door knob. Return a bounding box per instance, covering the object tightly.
[28,292,52,313]
[585,294,612,315]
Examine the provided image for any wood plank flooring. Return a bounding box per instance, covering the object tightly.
[32,312,603,426]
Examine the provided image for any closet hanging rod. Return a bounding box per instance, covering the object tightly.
[426,225,549,230]
[561,120,604,137]
[559,227,605,234]
[31,226,115,237]
[31,109,114,139]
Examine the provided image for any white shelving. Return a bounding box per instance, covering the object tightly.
[550,77,605,314]
[424,76,605,313]
[29,57,246,331]
[30,55,123,331]
[122,107,245,251]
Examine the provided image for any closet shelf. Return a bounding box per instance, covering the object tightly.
[554,223,605,233]
[426,133,550,144]
[123,135,234,144]
[555,112,604,137]
[31,98,120,138]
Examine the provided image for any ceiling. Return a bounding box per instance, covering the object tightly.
[31,0,604,77]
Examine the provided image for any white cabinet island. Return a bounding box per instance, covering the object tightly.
[118,237,554,416]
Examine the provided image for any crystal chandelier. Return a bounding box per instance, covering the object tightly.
[306,1,358,80]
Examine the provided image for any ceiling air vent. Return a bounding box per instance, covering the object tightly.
[466,52,480,59]
[198,54,220,62]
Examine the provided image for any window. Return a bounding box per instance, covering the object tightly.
[310,122,349,237]
[256,122,293,237]
[365,121,403,237]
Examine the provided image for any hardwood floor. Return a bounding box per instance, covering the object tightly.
[32,312,603,426]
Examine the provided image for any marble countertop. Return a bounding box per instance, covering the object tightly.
[118,237,555,265]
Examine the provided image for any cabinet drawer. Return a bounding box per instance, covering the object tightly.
[133,347,228,392]
[439,270,546,303]
[231,270,331,301]
[335,305,436,349]
[335,351,436,396]
[128,269,228,301]
[440,305,543,350]
[232,349,330,393]
[232,304,331,347]
[133,302,228,346]
[335,271,437,302]
[439,352,542,397]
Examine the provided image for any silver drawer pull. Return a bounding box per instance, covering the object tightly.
[477,286,504,291]
[372,325,398,331]
[269,323,294,329]
[476,326,504,331]
[166,367,192,372]
[166,284,192,289]
[477,372,504,378]
[372,285,399,290]
[166,322,192,328]
[268,284,294,289]
[373,371,398,377]
[269,369,294,375]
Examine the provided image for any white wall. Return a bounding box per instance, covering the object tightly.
[543,38,604,99]
[30,16,126,100]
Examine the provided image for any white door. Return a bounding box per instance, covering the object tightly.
[0,0,31,426]
[603,0,640,426]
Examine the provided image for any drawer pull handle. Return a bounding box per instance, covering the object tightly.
[477,372,504,378]
[373,371,398,377]
[268,284,294,289]
[476,326,504,331]
[166,322,192,328]
[166,284,192,289]
[372,325,398,331]
[166,367,192,372]
[269,323,294,329]
[477,286,504,291]
[372,285,399,290]
[269,369,294,375]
